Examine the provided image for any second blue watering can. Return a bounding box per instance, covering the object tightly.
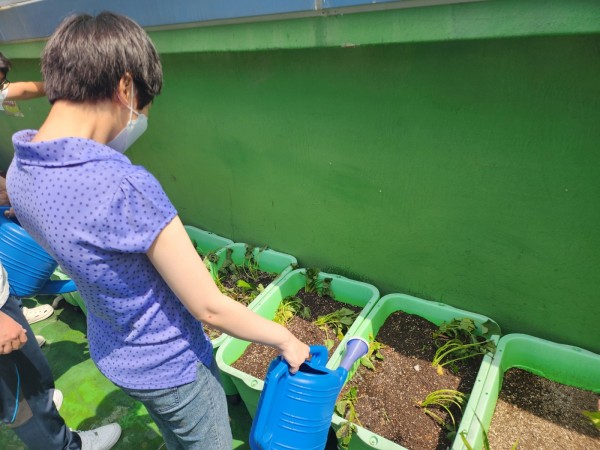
[250,337,369,450]
[0,210,77,297]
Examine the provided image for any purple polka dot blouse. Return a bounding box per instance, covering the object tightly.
[7,130,213,389]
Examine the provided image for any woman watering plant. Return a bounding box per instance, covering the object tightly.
[6,11,309,450]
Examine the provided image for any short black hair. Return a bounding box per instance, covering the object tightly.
[42,12,162,108]
[0,52,12,77]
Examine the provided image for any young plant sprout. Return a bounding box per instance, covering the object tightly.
[582,410,600,430]
[359,334,386,371]
[417,389,467,438]
[213,245,272,306]
[314,307,357,350]
[304,268,333,297]
[335,386,361,449]
[204,246,279,340]
[274,296,311,326]
[431,318,495,375]
[189,237,218,265]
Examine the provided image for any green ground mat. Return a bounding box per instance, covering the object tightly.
[0,297,253,450]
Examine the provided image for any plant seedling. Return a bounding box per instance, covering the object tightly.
[204,327,221,340]
[274,296,311,326]
[434,318,477,341]
[417,389,467,437]
[431,318,495,375]
[190,238,218,265]
[190,238,205,256]
[218,247,236,275]
[359,334,386,371]
[213,246,274,307]
[335,386,361,449]
[304,268,333,297]
[314,307,357,350]
[240,244,265,280]
[214,272,265,306]
[582,410,600,430]
[206,246,274,338]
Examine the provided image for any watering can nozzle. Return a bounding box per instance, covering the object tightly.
[339,337,369,372]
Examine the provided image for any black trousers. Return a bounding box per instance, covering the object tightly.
[0,296,81,449]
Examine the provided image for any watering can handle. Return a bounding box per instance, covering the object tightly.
[308,345,328,367]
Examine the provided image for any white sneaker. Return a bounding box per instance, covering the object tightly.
[35,335,46,347]
[22,305,54,324]
[75,423,122,450]
[52,389,63,411]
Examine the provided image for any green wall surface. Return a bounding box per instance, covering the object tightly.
[147,36,600,354]
[1,4,599,354]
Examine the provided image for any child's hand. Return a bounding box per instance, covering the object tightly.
[0,311,28,355]
[4,207,15,219]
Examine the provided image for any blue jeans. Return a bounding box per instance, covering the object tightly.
[0,296,81,449]
[121,359,232,450]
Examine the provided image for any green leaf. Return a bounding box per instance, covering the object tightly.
[236,279,253,290]
[480,323,489,336]
[335,400,349,416]
[582,410,600,430]
[360,355,375,370]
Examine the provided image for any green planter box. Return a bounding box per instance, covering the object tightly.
[208,243,298,349]
[328,293,501,450]
[215,268,380,417]
[209,243,298,396]
[456,333,600,450]
[50,267,87,315]
[184,225,233,255]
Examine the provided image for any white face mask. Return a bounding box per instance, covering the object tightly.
[107,86,148,154]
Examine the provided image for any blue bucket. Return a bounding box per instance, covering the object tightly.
[0,210,76,297]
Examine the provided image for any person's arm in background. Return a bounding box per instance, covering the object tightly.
[0,176,15,218]
[0,176,10,206]
[147,215,310,373]
[0,79,45,219]
[0,310,28,354]
[4,81,45,101]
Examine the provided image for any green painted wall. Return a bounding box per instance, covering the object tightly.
[1,3,599,353]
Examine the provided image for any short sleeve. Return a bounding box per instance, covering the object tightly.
[0,86,7,103]
[101,169,177,253]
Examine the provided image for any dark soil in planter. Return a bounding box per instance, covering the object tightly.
[204,270,277,340]
[488,368,600,449]
[338,311,484,450]
[231,290,361,381]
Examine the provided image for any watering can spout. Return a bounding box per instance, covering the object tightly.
[335,337,370,385]
[338,337,369,372]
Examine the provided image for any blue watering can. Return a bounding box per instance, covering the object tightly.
[0,209,77,297]
[250,337,369,450]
